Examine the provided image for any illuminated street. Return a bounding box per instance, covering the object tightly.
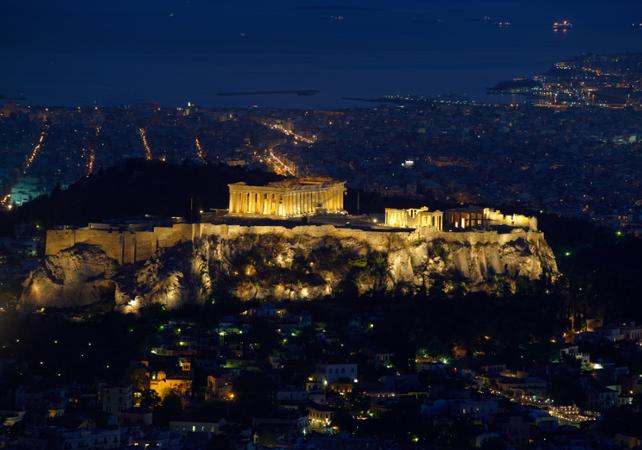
[138,127,153,160]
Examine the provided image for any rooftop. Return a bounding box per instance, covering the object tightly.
[230,176,344,190]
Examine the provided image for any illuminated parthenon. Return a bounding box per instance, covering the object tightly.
[228,177,346,218]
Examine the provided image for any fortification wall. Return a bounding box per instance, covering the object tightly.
[483,208,537,230]
[46,229,132,264]
[46,222,545,266]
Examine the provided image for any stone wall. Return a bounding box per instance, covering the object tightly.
[483,208,538,231]
[46,224,196,265]
[47,222,547,267]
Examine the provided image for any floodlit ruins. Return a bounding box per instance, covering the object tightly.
[29,177,555,309]
[228,177,346,218]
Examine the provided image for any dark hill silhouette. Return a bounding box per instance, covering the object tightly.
[2,159,282,228]
[3,159,448,230]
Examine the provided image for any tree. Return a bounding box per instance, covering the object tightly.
[130,367,150,391]
[480,437,507,450]
[140,389,161,410]
[154,391,183,426]
[232,372,275,420]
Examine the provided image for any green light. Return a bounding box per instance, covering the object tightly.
[564,251,572,257]
[615,230,623,237]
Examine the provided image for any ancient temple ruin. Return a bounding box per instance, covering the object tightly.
[228,177,346,218]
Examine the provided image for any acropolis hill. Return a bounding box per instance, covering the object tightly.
[22,177,558,312]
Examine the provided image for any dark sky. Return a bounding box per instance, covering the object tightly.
[3,0,641,107]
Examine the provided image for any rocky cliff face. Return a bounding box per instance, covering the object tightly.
[21,228,558,312]
[21,244,119,309]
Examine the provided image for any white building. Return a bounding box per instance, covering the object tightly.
[316,363,358,384]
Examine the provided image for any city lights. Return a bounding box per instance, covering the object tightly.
[195,136,206,161]
[138,128,153,160]
[262,121,318,145]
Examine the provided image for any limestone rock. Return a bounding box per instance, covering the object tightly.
[20,244,118,309]
[115,242,213,313]
[21,227,558,313]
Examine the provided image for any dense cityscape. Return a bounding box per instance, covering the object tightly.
[1,1,642,449]
[2,54,642,234]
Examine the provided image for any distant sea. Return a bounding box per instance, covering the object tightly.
[2,0,641,108]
